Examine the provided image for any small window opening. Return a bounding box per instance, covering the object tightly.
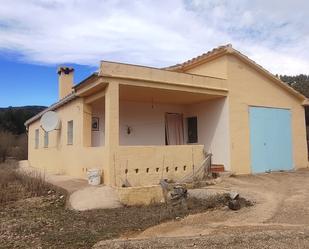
[175,167,178,171]
[67,120,74,145]
[125,169,128,174]
[187,117,198,143]
[156,167,159,172]
[135,168,139,173]
[166,167,169,172]
[35,129,39,149]
[146,168,149,173]
[44,131,49,148]
[183,165,187,171]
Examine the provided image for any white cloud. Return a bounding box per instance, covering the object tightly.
[0,0,308,75]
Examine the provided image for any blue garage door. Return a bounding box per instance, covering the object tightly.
[249,107,293,173]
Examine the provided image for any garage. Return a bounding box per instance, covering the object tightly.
[249,106,293,173]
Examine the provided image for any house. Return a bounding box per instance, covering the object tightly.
[25,44,309,187]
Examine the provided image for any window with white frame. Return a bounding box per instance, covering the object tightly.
[35,129,39,149]
[44,131,49,148]
[67,120,73,145]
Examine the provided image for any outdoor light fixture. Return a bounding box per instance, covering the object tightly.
[126,125,132,134]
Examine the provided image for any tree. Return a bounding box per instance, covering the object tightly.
[0,106,45,134]
[281,74,309,97]
[281,74,309,125]
[11,134,28,161]
[0,131,15,162]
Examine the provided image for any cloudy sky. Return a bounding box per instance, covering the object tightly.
[0,0,308,106]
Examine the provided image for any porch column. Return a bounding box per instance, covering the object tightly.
[105,82,119,186]
[81,101,92,147]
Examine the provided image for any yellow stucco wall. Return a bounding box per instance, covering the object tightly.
[27,83,206,186]
[115,145,204,187]
[185,56,228,79]
[117,185,164,205]
[182,54,308,174]
[28,53,308,187]
[227,55,308,174]
[100,61,227,92]
[28,98,106,179]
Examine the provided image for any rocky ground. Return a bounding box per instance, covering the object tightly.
[94,169,309,249]
[0,164,237,249]
[2,163,309,249]
[94,228,309,249]
[1,193,230,249]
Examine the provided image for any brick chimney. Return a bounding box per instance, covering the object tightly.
[57,66,74,100]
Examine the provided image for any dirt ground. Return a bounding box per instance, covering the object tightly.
[94,169,309,248]
[20,163,122,210]
[0,195,229,249]
[0,166,234,249]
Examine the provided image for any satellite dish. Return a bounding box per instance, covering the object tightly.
[40,111,60,132]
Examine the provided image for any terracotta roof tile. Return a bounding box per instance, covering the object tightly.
[164,44,232,71]
[164,44,307,102]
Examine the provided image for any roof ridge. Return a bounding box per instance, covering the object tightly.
[165,44,307,102]
[164,44,232,71]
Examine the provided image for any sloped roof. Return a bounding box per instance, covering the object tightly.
[24,93,77,127]
[25,73,99,127]
[165,44,307,102]
[25,45,308,128]
[165,44,232,71]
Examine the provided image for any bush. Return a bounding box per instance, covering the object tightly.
[18,170,50,196]
[0,163,18,187]
[0,162,61,205]
[0,131,15,162]
[10,134,28,160]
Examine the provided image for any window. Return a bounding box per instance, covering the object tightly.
[44,131,49,148]
[35,129,39,149]
[67,120,73,145]
[187,116,198,143]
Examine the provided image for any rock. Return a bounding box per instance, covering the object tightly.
[214,177,222,184]
[229,192,239,200]
[228,199,241,210]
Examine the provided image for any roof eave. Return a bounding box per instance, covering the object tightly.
[73,73,99,90]
[166,45,306,102]
[24,93,77,127]
[302,99,309,106]
[230,50,307,102]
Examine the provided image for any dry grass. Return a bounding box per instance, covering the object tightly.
[0,162,65,204]
[0,162,253,248]
[1,194,242,249]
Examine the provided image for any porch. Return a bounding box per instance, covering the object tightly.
[77,62,230,186]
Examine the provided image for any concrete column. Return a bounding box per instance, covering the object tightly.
[104,82,119,185]
[81,101,92,147]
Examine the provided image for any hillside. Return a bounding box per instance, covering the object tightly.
[280,74,309,124]
[0,106,46,134]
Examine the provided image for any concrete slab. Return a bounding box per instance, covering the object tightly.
[45,174,88,194]
[19,162,122,210]
[69,186,122,210]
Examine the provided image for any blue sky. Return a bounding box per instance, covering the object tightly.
[0,0,308,107]
[0,52,96,107]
